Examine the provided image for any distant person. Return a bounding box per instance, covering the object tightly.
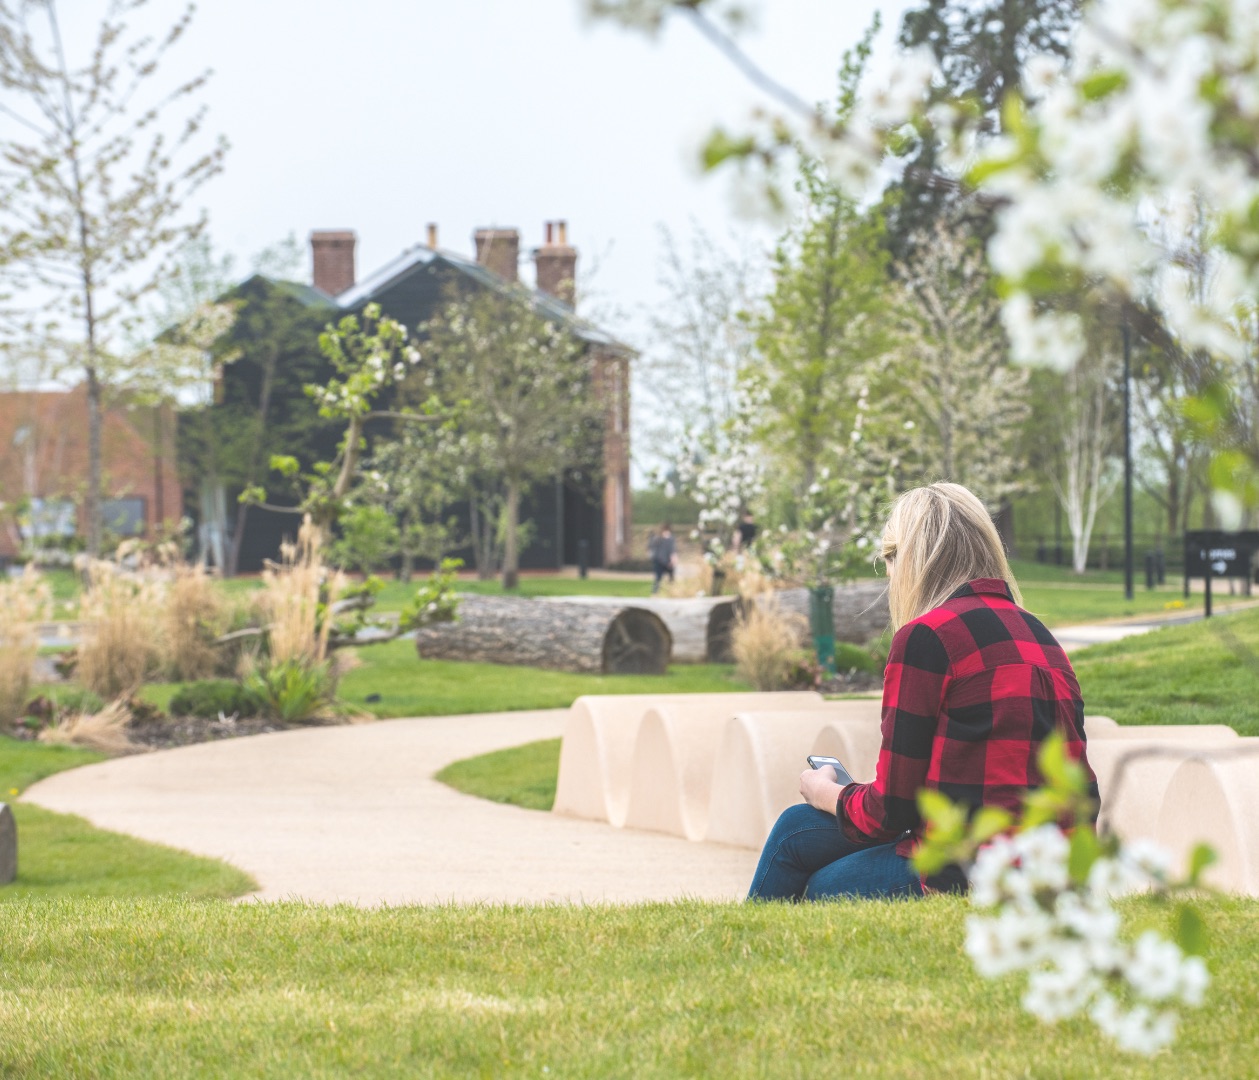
[732,509,758,553]
[747,482,1098,901]
[649,522,677,594]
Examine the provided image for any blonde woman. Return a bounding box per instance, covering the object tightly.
[747,482,1098,901]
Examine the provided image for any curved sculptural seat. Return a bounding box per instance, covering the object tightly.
[705,702,883,850]
[552,694,1259,894]
[622,697,836,841]
[1155,747,1259,894]
[553,692,825,827]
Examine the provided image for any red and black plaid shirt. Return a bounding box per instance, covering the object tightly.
[839,578,1097,858]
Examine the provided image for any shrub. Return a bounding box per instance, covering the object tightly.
[168,680,261,720]
[39,699,139,755]
[160,564,228,681]
[0,568,51,724]
[835,641,884,676]
[240,657,340,724]
[731,597,807,691]
[782,653,825,690]
[75,560,164,698]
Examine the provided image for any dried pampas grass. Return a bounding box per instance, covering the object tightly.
[39,699,142,755]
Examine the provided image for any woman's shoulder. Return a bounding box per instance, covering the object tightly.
[897,579,1070,670]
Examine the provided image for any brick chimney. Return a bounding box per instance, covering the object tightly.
[534,220,577,306]
[473,228,520,282]
[310,230,356,296]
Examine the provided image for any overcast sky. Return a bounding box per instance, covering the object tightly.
[59,0,915,472]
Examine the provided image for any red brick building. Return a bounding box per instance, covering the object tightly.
[0,385,180,559]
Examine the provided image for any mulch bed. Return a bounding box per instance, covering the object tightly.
[818,669,883,695]
[125,715,290,751]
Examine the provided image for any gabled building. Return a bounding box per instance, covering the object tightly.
[210,222,633,573]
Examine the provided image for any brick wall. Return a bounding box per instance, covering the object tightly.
[0,385,181,557]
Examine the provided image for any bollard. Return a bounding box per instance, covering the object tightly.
[577,539,589,580]
[1145,552,1155,590]
[808,585,837,675]
[1205,559,1213,618]
[0,803,15,885]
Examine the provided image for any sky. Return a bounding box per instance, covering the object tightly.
[55,0,915,473]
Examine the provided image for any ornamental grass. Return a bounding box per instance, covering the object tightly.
[38,698,140,755]
[731,594,807,691]
[0,567,51,723]
[160,563,228,681]
[74,559,164,699]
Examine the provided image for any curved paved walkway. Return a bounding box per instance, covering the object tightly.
[21,711,758,906]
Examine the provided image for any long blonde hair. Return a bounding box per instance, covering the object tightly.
[880,482,1021,632]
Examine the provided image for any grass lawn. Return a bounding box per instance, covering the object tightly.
[0,895,1256,1078]
[1073,605,1259,734]
[337,638,750,718]
[0,737,255,901]
[436,738,561,810]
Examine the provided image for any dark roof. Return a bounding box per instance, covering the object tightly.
[330,243,634,354]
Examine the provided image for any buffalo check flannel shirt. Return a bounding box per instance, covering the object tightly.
[838,578,1098,862]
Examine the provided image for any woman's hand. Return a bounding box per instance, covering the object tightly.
[799,767,846,816]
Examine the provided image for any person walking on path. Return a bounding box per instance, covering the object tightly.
[747,482,1098,902]
[649,522,678,594]
[732,509,759,553]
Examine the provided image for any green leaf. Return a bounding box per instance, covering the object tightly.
[918,789,965,833]
[1176,905,1209,957]
[970,806,1013,844]
[1068,827,1101,885]
[1187,843,1218,886]
[1080,70,1128,101]
[1038,732,1069,787]
[701,128,757,171]
[270,454,300,478]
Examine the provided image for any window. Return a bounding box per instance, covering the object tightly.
[102,497,147,538]
[26,498,76,540]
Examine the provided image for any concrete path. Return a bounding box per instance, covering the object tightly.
[1053,601,1259,652]
[21,710,758,906]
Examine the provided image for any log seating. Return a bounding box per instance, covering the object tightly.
[551,695,1259,895]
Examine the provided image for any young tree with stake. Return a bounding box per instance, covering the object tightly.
[0,0,227,554]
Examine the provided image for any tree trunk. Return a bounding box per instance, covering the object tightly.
[85,366,103,556]
[502,478,521,590]
[228,347,278,577]
[414,595,672,674]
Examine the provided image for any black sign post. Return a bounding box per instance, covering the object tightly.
[1183,531,1259,617]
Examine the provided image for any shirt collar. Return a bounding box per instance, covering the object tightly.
[947,577,1014,602]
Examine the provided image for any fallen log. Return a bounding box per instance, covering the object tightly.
[750,581,890,645]
[414,595,673,675]
[539,595,739,664]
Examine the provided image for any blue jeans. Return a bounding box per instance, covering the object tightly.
[747,804,924,902]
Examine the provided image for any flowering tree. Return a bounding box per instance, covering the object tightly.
[892,215,1030,508]
[641,224,767,467]
[420,287,603,590]
[665,377,767,557]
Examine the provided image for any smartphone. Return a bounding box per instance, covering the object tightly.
[807,755,856,786]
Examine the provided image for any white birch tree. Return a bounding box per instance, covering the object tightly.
[0,0,226,553]
[1053,351,1120,574]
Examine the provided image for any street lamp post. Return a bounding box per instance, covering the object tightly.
[1123,322,1134,601]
